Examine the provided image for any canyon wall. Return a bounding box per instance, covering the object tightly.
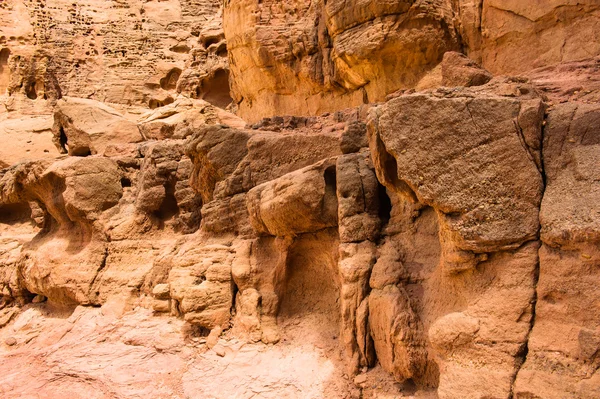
[0,1,599,398]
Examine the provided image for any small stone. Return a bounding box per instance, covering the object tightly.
[32,295,46,303]
[5,337,16,346]
[206,325,223,349]
[353,374,368,386]
[152,284,170,299]
[152,299,170,313]
[213,344,226,357]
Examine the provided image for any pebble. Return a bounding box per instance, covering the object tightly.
[353,374,367,386]
[5,337,17,346]
[213,344,226,357]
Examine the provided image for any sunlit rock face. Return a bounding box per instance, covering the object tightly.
[224,0,600,121]
[0,1,599,398]
[224,0,460,121]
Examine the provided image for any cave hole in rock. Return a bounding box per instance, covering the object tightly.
[120,177,132,188]
[378,183,392,224]
[187,324,211,338]
[0,47,10,94]
[383,150,400,187]
[0,202,32,225]
[215,42,228,58]
[201,36,221,49]
[26,81,37,100]
[278,230,341,345]
[58,126,69,153]
[323,165,338,222]
[149,96,174,109]
[160,68,181,91]
[18,287,36,305]
[198,69,233,109]
[153,179,180,226]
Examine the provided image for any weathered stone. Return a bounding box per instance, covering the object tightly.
[513,103,600,399]
[441,51,492,87]
[368,86,544,273]
[52,97,142,156]
[247,159,338,237]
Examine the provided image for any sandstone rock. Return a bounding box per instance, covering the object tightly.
[368,86,544,273]
[336,152,381,243]
[6,51,62,102]
[168,238,236,329]
[212,343,226,357]
[135,141,202,233]
[152,284,170,300]
[0,114,58,166]
[52,97,143,156]
[200,193,252,237]
[539,103,600,246]
[0,0,224,107]
[137,97,244,141]
[247,159,338,237]
[366,87,543,396]
[185,125,252,202]
[220,131,342,197]
[0,1,599,397]
[152,299,171,313]
[339,241,377,374]
[0,307,17,328]
[513,103,600,399]
[340,121,368,154]
[224,0,460,121]
[477,1,600,75]
[526,56,600,105]
[441,51,492,88]
[0,157,123,304]
[206,325,223,349]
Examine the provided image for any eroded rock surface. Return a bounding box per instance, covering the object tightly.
[0,1,599,398]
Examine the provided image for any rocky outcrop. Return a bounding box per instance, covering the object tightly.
[365,81,544,397]
[0,0,227,109]
[224,0,460,121]
[514,103,600,399]
[52,97,142,156]
[1,1,599,398]
[223,0,600,120]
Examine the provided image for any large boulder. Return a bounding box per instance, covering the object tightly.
[366,83,544,396]
[368,82,545,273]
[247,158,338,237]
[52,97,143,156]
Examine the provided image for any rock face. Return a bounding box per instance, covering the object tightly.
[1,1,599,398]
[224,0,600,121]
[513,103,600,399]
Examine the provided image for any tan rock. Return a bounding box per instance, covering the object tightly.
[224,0,460,121]
[152,284,170,300]
[441,51,492,88]
[247,159,338,237]
[368,85,544,273]
[513,103,600,399]
[206,325,223,349]
[52,97,143,156]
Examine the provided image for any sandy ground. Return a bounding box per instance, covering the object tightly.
[0,302,421,399]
